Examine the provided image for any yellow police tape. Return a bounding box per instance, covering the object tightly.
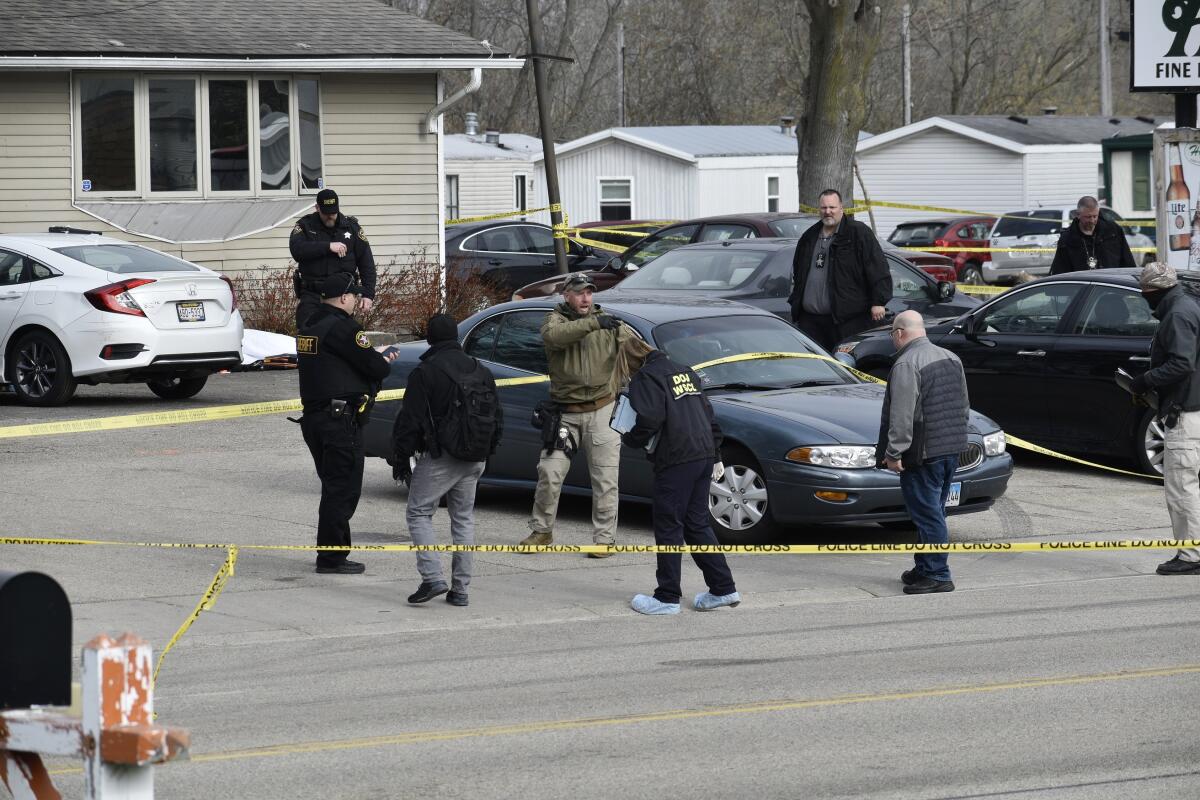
[152,545,237,686]
[859,199,1158,229]
[900,245,1156,254]
[445,204,562,226]
[0,352,1161,483]
[955,283,1007,295]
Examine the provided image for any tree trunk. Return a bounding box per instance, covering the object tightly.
[797,0,890,208]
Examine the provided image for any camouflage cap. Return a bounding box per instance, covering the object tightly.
[561,273,597,292]
[1139,261,1178,291]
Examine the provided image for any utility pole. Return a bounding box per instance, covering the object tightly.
[616,22,626,127]
[1099,0,1113,116]
[525,0,569,274]
[901,3,912,125]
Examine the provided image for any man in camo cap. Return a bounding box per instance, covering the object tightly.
[1131,262,1200,574]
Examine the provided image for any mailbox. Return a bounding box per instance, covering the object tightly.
[0,571,71,710]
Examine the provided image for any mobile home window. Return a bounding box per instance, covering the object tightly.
[75,74,322,198]
[446,175,461,220]
[766,175,780,212]
[515,174,528,218]
[599,178,632,221]
[1132,151,1151,211]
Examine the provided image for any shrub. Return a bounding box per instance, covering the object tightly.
[229,259,509,337]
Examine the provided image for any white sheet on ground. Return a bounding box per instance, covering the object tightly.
[242,329,297,365]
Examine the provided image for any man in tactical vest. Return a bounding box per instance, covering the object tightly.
[290,189,376,329]
[297,273,397,574]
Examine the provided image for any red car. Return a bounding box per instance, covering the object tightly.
[514,212,955,299]
[887,216,995,285]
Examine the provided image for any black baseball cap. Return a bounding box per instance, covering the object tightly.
[320,273,362,298]
[316,188,339,214]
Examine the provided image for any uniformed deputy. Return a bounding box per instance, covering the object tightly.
[289,188,376,329]
[296,273,397,574]
[621,348,740,615]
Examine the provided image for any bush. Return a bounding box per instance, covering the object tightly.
[229,259,509,337]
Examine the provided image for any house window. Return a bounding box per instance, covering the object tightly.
[766,175,780,212]
[75,74,322,198]
[148,78,197,192]
[445,174,460,220]
[79,77,136,193]
[515,174,528,219]
[599,178,632,221]
[1132,151,1151,211]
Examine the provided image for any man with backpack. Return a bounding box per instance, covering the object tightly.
[393,314,503,606]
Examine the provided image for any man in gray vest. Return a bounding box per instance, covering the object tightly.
[876,310,970,594]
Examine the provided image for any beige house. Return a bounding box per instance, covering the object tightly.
[0,0,521,274]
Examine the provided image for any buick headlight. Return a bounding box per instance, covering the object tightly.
[786,445,876,468]
[983,430,1006,456]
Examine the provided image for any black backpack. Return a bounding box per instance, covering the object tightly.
[428,357,498,461]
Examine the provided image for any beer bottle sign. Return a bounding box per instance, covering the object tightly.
[1168,143,1191,251]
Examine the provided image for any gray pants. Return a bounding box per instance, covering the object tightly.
[406,454,487,592]
[528,402,620,544]
[1164,409,1200,562]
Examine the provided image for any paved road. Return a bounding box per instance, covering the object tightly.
[2,373,1196,799]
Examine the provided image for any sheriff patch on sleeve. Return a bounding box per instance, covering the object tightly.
[296,335,318,355]
[291,223,302,235]
[357,227,369,243]
[355,331,372,349]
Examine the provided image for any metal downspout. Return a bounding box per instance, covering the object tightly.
[423,67,482,133]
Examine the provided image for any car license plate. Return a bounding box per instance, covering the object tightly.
[945,482,961,507]
[177,301,205,322]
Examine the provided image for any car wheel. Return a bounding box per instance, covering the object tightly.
[10,330,76,406]
[1135,409,1165,476]
[147,375,208,400]
[710,445,775,544]
[959,264,984,285]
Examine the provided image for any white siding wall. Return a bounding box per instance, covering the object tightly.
[1023,147,1103,208]
[855,128,1024,237]
[535,140,697,223]
[694,158,800,216]
[0,71,441,274]
[446,159,534,220]
[1111,151,1134,216]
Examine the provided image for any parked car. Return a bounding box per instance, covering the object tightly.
[361,296,1012,541]
[570,220,671,253]
[0,229,243,406]
[445,220,609,294]
[513,212,957,299]
[597,238,981,331]
[888,216,995,285]
[835,269,1164,474]
[984,208,1155,284]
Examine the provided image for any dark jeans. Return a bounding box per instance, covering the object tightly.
[652,459,737,604]
[899,454,957,582]
[793,311,874,354]
[301,412,364,566]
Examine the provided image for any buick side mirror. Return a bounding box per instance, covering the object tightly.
[937,280,956,301]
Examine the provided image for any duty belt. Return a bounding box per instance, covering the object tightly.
[562,395,614,413]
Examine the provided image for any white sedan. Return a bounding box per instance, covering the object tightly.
[0,229,243,405]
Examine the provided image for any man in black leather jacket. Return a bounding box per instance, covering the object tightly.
[1050,196,1135,275]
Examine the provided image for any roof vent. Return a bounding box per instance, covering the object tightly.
[1007,115,1029,124]
[484,129,500,145]
[464,112,479,136]
[1042,106,1057,116]
[1136,115,1155,124]
[779,115,796,135]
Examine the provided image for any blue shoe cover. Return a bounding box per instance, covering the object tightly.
[631,593,680,615]
[693,591,741,611]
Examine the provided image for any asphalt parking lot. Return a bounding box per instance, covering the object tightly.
[2,371,1196,799]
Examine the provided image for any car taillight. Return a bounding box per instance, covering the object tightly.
[84,279,155,316]
[220,274,238,311]
[934,238,949,249]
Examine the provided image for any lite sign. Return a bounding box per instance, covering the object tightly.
[1133,0,1200,90]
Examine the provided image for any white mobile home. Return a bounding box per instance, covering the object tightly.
[531,126,817,224]
[443,128,541,223]
[0,0,521,273]
[854,114,1160,237]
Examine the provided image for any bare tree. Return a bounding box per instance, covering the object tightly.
[797,0,891,205]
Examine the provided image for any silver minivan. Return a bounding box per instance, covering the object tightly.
[983,208,1154,284]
